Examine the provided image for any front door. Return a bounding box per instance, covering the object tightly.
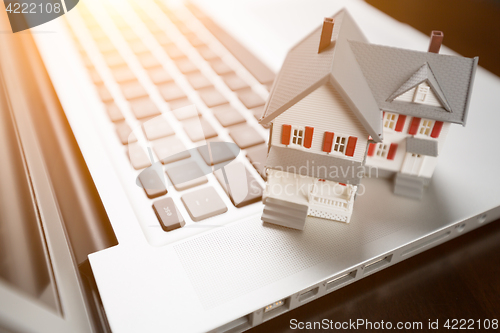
[401,152,425,176]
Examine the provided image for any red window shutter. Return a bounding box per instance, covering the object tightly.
[304,126,314,148]
[281,124,291,145]
[322,132,334,152]
[408,117,421,135]
[345,136,358,157]
[395,115,407,132]
[367,143,376,156]
[387,143,398,160]
[431,121,444,138]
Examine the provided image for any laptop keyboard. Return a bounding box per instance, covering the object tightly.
[64,0,272,236]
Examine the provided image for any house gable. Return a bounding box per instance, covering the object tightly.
[270,82,370,163]
[393,81,445,108]
[387,63,451,111]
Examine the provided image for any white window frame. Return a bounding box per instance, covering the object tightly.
[375,143,389,158]
[413,83,430,104]
[417,119,435,137]
[383,112,399,131]
[333,135,348,154]
[290,125,305,148]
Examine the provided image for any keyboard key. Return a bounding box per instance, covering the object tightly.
[237,89,265,109]
[128,143,152,170]
[90,28,106,40]
[121,28,138,41]
[184,32,204,47]
[112,65,136,83]
[148,67,172,85]
[183,117,217,142]
[198,14,276,84]
[171,103,200,120]
[129,40,149,54]
[153,136,190,164]
[229,124,264,149]
[186,72,212,90]
[177,23,192,35]
[214,162,262,207]
[154,32,171,45]
[158,82,186,101]
[138,166,167,199]
[138,53,161,69]
[104,51,126,67]
[250,106,264,120]
[105,102,125,122]
[168,97,192,109]
[142,115,175,140]
[212,105,246,127]
[96,39,115,53]
[164,10,181,23]
[199,88,228,108]
[146,21,162,33]
[81,54,93,68]
[222,73,249,91]
[115,122,137,145]
[197,141,237,166]
[88,68,103,84]
[153,198,185,231]
[246,144,268,179]
[166,160,208,191]
[113,17,128,29]
[164,44,185,59]
[197,46,217,61]
[209,58,233,75]
[175,58,198,74]
[120,81,148,100]
[181,186,227,221]
[130,98,161,119]
[97,85,113,102]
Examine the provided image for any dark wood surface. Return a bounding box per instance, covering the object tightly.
[250,1,500,331]
[366,0,500,77]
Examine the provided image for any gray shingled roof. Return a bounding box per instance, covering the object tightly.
[259,9,383,142]
[406,137,438,157]
[266,146,363,185]
[349,41,478,125]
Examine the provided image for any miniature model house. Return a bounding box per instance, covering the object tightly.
[259,10,384,230]
[351,31,478,199]
[259,9,477,229]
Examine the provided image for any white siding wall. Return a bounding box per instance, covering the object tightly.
[394,82,443,108]
[271,83,370,163]
[366,112,451,177]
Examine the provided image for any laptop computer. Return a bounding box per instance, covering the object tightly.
[1,0,500,332]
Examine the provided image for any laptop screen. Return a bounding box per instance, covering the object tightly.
[0,82,59,312]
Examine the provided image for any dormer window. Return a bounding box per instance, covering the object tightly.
[413,84,430,104]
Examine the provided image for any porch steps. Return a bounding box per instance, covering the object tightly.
[393,172,425,199]
[261,197,309,230]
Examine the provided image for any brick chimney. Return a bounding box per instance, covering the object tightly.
[318,17,335,53]
[428,31,444,53]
